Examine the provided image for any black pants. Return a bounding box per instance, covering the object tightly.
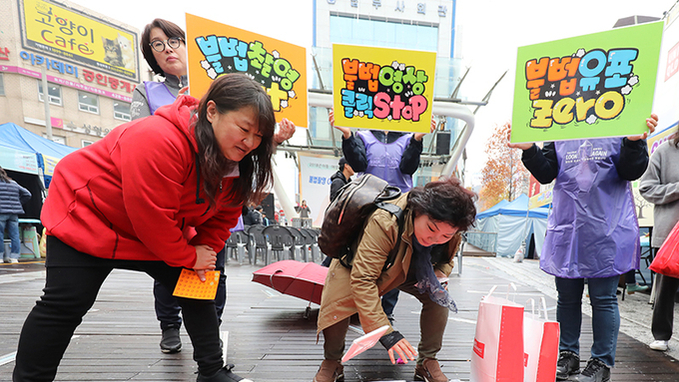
[13,236,223,382]
[652,273,679,341]
[154,247,226,330]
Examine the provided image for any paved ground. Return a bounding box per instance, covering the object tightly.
[1,248,679,381]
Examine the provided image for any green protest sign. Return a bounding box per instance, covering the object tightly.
[510,21,663,143]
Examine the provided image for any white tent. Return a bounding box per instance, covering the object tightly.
[472,194,550,258]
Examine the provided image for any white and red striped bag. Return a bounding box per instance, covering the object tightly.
[470,286,525,382]
[523,298,560,382]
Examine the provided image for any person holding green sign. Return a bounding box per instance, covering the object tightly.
[508,113,657,382]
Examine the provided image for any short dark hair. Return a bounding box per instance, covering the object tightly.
[339,157,347,171]
[407,177,477,231]
[140,18,185,77]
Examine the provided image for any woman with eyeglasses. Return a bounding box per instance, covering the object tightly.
[13,73,269,382]
[130,18,189,119]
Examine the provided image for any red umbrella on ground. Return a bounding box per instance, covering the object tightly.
[252,260,328,306]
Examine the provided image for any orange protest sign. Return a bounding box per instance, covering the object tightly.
[186,13,308,127]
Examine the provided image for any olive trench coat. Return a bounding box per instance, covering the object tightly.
[316,193,461,336]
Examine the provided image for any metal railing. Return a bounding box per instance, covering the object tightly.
[465,231,498,255]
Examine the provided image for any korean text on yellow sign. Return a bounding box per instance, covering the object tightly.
[186,13,308,128]
[332,44,436,133]
[20,0,138,81]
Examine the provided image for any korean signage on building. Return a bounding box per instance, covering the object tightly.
[18,0,139,82]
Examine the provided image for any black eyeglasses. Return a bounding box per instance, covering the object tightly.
[149,37,184,52]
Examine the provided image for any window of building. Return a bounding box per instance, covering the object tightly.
[113,101,131,121]
[81,140,94,147]
[329,14,438,52]
[0,73,5,96]
[78,91,99,114]
[37,81,62,106]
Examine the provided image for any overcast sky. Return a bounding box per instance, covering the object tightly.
[69,0,677,186]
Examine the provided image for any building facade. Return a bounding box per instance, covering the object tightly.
[0,0,147,148]
[309,0,462,185]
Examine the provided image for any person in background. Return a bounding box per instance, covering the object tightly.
[313,177,476,382]
[13,73,274,382]
[508,114,657,382]
[0,167,32,264]
[130,18,294,354]
[256,206,269,226]
[330,109,435,325]
[329,157,354,203]
[295,200,311,218]
[639,126,679,352]
[242,203,262,226]
[622,269,649,294]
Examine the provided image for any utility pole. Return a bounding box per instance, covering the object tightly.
[41,65,53,141]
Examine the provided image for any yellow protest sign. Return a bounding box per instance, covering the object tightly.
[332,44,436,133]
[186,13,308,127]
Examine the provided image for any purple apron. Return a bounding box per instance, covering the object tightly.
[144,81,176,115]
[358,131,413,192]
[540,138,640,278]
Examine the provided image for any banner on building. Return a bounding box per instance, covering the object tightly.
[527,175,553,210]
[511,21,663,143]
[0,147,39,175]
[298,153,343,227]
[18,0,139,81]
[185,13,308,127]
[650,6,679,155]
[332,43,436,133]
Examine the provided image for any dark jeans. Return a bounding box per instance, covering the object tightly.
[154,247,226,330]
[652,273,679,341]
[555,275,619,367]
[381,288,400,316]
[13,236,223,382]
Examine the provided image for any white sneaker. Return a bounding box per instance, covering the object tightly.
[5,258,18,263]
[650,340,669,351]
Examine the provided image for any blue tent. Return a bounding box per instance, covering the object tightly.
[0,123,77,158]
[476,199,510,220]
[472,194,551,258]
[0,123,78,186]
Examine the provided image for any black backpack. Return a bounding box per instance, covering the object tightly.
[318,174,404,268]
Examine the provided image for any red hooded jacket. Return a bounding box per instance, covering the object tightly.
[42,95,241,268]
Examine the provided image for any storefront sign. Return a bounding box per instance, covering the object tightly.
[19,51,135,94]
[1,64,132,102]
[0,47,9,61]
[18,0,139,81]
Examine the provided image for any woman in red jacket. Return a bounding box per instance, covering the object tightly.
[13,73,272,382]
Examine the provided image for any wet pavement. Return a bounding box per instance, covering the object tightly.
[1,249,679,381]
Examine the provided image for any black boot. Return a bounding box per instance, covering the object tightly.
[160,327,182,353]
[556,350,580,380]
[196,364,253,382]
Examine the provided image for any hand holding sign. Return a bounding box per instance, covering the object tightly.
[627,113,658,141]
